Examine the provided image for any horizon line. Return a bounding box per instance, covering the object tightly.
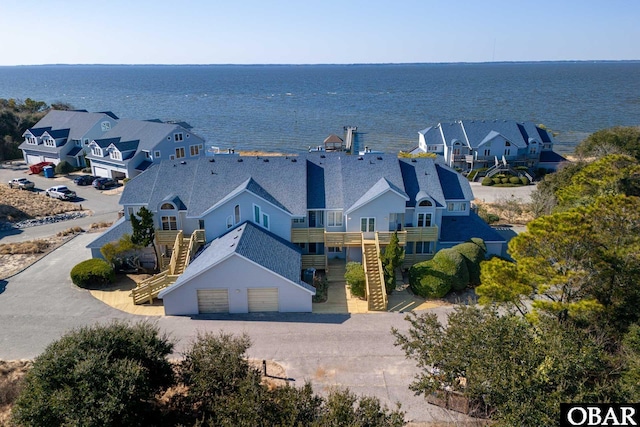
[2,59,640,67]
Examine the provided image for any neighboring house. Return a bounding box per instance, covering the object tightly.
[19,110,119,167]
[159,221,315,315]
[85,118,205,179]
[410,119,566,173]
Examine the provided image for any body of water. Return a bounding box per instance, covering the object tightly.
[1,62,639,154]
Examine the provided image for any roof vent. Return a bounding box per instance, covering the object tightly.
[377,156,383,160]
[237,158,243,162]
[180,161,186,165]
[357,156,363,160]
[291,158,297,163]
[263,158,269,162]
[411,158,417,163]
[320,154,326,158]
[173,164,176,167]
[211,170,217,175]
[209,158,215,162]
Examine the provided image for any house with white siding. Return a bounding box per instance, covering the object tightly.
[89,152,505,314]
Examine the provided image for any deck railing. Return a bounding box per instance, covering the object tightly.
[302,254,327,270]
[168,231,184,275]
[291,227,437,246]
[131,272,180,305]
[156,229,181,245]
[374,233,388,310]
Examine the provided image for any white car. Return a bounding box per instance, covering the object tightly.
[8,178,35,190]
[45,185,77,201]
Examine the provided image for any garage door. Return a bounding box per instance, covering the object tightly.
[26,154,41,164]
[248,288,279,312]
[93,166,110,178]
[197,289,229,314]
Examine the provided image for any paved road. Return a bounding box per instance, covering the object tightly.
[0,233,465,424]
[0,161,122,243]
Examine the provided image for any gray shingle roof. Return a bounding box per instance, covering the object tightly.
[439,212,506,243]
[99,118,198,153]
[29,110,115,140]
[160,221,314,297]
[120,156,308,217]
[86,216,133,249]
[436,164,474,200]
[399,157,447,207]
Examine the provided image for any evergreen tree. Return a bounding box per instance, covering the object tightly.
[380,232,404,293]
[130,207,159,271]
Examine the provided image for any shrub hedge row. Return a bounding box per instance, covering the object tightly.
[409,239,487,298]
[70,258,115,288]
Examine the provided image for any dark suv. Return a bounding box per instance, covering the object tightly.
[92,177,117,189]
[73,175,95,186]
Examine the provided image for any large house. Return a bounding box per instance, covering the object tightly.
[85,118,206,179]
[88,152,505,315]
[19,110,119,167]
[410,119,566,173]
[19,110,206,179]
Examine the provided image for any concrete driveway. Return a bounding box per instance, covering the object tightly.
[0,233,467,424]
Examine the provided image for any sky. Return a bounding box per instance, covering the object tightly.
[1,0,639,66]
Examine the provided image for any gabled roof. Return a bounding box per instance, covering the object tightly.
[27,110,116,140]
[436,164,474,200]
[23,127,52,137]
[346,177,408,214]
[43,128,70,139]
[99,118,201,153]
[92,137,121,148]
[324,134,343,144]
[159,221,314,298]
[109,139,139,153]
[120,156,307,217]
[399,157,448,207]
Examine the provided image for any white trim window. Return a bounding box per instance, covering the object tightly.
[293,217,305,224]
[92,147,102,156]
[360,217,375,232]
[415,241,433,254]
[174,133,183,142]
[417,213,432,227]
[253,204,269,229]
[44,138,55,147]
[190,144,201,156]
[161,216,177,230]
[327,211,343,227]
[234,204,241,224]
[447,202,467,212]
[110,150,121,160]
[226,215,233,229]
[154,151,161,158]
[328,247,342,253]
[175,147,185,158]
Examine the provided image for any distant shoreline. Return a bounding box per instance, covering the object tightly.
[2,60,640,68]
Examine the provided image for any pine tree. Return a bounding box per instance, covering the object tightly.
[380,232,404,294]
[130,207,159,271]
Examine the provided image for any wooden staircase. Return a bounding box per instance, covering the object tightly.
[362,237,387,311]
[131,230,205,305]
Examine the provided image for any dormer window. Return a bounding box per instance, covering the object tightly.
[26,136,37,145]
[160,202,175,210]
[44,138,55,147]
[92,147,102,156]
[174,133,183,142]
[418,200,432,207]
[110,151,121,160]
[101,121,111,131]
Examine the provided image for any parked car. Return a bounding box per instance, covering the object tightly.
[45,185,77,200]
[73,175,95,186]
[8,177,35,190]
[92,177,116,190]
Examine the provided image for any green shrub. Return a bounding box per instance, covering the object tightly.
[11,321,174,427]
[520,176,530,185]
[482,177,494,186]
[409,261,451,298]
[452,241,486,286]
[509,176,521,184]
[54,160,74,175]
[470,237,487,252]
[492,177,502,184]
[432,248,470,291]
[122,177,130,184]
[345,262,366,298]
[70,258,115,288]
[501,177,510,184]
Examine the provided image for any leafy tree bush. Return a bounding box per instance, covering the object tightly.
[481,177,494,186]
[432,248,469,291]
[451,241,486,286]
[380,232,404,293]
[520,176,530,185]
[11,321,174,427]
[501,177,509,184]
[54,160,74,174]
[100,234,142,272]
[70,258,115,288]
[172,332,405,427]
[509,176,521,184]
[409,260,451,298]
[130,206,159,271]
[492,177,501,185]
[575,126,640,160]
[392,306,621,426]
[345,262,366,298]
[470,237,487,252]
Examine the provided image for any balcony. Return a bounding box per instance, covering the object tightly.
[290,226,438,246]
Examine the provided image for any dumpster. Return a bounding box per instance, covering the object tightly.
[43,165,55,178]
[29,161,53,174]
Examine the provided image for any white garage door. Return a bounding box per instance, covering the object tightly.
[248,288,279,312]
[197,289,229,314]
[44,157,59,165]
[26,154,41,164]
[93,166,110,178]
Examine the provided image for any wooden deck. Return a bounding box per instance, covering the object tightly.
[292,226,438,246]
